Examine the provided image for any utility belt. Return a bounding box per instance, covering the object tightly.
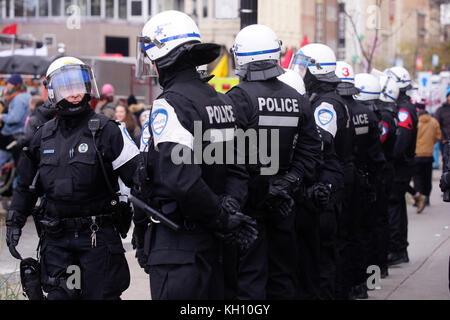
[40,213,114,236]
[41,197,132,238]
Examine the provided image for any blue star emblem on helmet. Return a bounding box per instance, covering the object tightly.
[361,85,365,90]
[155,26,163,36]
[389,90,393,94]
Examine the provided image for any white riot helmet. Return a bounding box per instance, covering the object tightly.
[385,66,412,90]
[335,61,360,96]
[45,56,99,105]
[231,24,282,67]
[353,73,381,101]
[289,43,339,82]
[335,61,355,83]
[136,10,219,77]
[379,75,399,103]
[277,69,306,95]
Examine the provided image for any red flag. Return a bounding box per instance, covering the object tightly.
[300,35,309,48]
[281,47,294,69]
[1,24,17,35]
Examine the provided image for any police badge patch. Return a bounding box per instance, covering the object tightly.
[78,143,88,153]
[151,108,169,136]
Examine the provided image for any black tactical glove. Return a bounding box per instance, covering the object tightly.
[265,173,300,218]
[440,172,450,192]
[309,183,332,210]
[132,212,149,270]
[6,210,27,260]
[214,195,259,251]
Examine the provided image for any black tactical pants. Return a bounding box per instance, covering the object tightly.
[373,164,395,270]
[335,165,358,299]
[413,157,434,197]
[266,211,298,300]
[146,223,224,300]
[319,202,339,300]
[222,219,268,300]
[40,223,130,300]
[352,170,372,287]
[296,204,320,300]
[388,165,412,254]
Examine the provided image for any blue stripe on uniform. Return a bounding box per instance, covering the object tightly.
[235,47,280,56]
[142,33,200,50]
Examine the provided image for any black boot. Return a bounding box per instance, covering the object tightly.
[381,265,389,278]
[350,284,368,299]
[387,251,409,266]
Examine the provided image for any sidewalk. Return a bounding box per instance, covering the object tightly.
[368,168,450,300]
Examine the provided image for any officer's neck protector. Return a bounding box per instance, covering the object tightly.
[237,60,284,81]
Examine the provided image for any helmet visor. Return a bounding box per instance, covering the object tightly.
[47,64,99,104]
[288,53,312,79]
[136,36,158,78]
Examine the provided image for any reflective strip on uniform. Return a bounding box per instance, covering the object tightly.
[208,128,235,143]
[258,115,299,127]
[355,126,369,135]
[112,123,140,170]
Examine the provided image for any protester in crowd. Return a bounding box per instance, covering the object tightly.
[95,83,116,118]
[127,96,147,127]
[0,74,31,166]
[413,100,442,213]
[115,104,140,144]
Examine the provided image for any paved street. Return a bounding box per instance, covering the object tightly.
[1,168,449,300]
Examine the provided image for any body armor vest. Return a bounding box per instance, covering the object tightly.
[38,113,117,216]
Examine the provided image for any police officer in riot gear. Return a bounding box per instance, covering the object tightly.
[334,61,359,300]
[351,73,386,298]
[385,66,418,266]
[375,75,400,278]
[290,44,350,300]
[6,57,140,300]
[227,25,322,300]
[134,10,258,300]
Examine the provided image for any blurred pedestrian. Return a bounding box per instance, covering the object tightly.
[95,83,116,118]
[413,101,441,213]
[0,74,31,166]
[114,104,140,144]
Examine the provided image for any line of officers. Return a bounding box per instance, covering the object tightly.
[5,10,424,300]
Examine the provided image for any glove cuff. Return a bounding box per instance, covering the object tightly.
[283,172,302,192]
[6,210,27,229]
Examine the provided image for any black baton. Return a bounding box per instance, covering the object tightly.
[129,195,181,231]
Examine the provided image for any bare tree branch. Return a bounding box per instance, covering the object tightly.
[342,8,371,64]
[367,0,382,70]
